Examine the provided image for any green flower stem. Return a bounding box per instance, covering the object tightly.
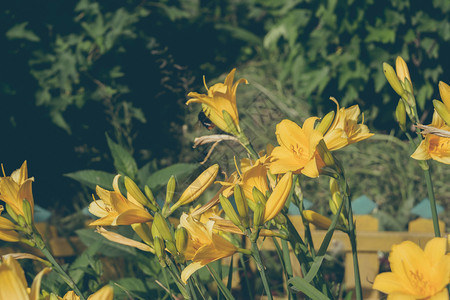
[404,131,441,237]
[237,132,259,160]
[33,231,85,300]
[338,176,362,300]
[423,168,441,237]
[239,254,254,300]
[281,239,295,300]
[272,237,291,298]
[251,241,272,300]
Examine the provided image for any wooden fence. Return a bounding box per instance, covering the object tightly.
[0,215,445,299]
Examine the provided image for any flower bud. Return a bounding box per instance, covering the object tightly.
[219,194,244,231]
[316,110,335,135]
[222,109,240,136]
[302,210,332,230]
[253,202,265,228]
[175,227,189,255]
[395,100,407,131]
[125,177,158,211]
[383,62,407,99]
[153,213,173,242]
[316,140,336,168]
[396,56,413,93]
[252,187,267,205]
[144,185,157,206]
[433,100,450,127]
[170,164,219,212]
[234,185,249,228]
[263,172,292,223]
[131,223,153,246]
[165,176,176,205]
[22,199,33,226]
[165,240,178,255]
[5,203,18,223]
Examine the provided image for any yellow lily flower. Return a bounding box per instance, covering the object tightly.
[187,69,248,135]
[0,161,34,218]
[269,118,325,178]
[0,255,51,300]
[323,97,374,151]
[179,213,237,283]
[411,111,450,164]
[373,237,450,299]
[88,175,153,226]
[62,285,114,300]
[263,172,292,223]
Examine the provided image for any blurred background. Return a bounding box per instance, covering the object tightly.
[1,0,449,230]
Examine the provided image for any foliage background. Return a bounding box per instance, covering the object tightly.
[1,0,449,228]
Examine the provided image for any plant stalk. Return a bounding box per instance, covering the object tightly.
[251,241,272,300]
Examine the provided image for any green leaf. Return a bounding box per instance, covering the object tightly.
[365,25,396,44]
[64,170,115,190]
[112,278,160,300]
[145,163,199,191]
[288,277,329,300]
[6,22,40,42]
[106,134,138,179]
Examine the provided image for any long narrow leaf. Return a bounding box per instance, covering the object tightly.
[303,193,345,283]
[288,277,330,300]
[206,265,235,300]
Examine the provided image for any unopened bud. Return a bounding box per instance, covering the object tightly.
[144,185,157,206]
[165,240,178,255]
[5,204,18,223]
[165,176,176,205]
[175,227,189,255]
[234,185,249,228]
[253,202,265,228]
[22,199,33,226]
[222,110,240,136]
[154,213,173,242]
[317,140,335,168]
[316,110,335,135]
[302,210,332,230]
[252,187,267,205]
[125,177,158,211]
[219,194,244,231]
[395,100,407,131]
[132,223,153,246]
[396,56,413,93]
[383,62,407,99]
[274,213,287,225]
[433,100,450,127]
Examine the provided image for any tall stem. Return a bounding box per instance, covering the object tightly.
[251,241,272,300]
[38,242,85,300]
[423,167,441,237]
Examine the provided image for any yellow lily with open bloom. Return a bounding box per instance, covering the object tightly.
[411,111,450,165]
[88,175,153,226]
[324,98,374,151]
[187,69,248,135]
[373,237,450,299]
[0,161,34,218]
[179,213,237,283]
[0,255,51,300]
[269,118,324,178]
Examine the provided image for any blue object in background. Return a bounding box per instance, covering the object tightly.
[351,195,377,215]
[411,198,444,219]
[34,204,52,222]
[288,199,313,215]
